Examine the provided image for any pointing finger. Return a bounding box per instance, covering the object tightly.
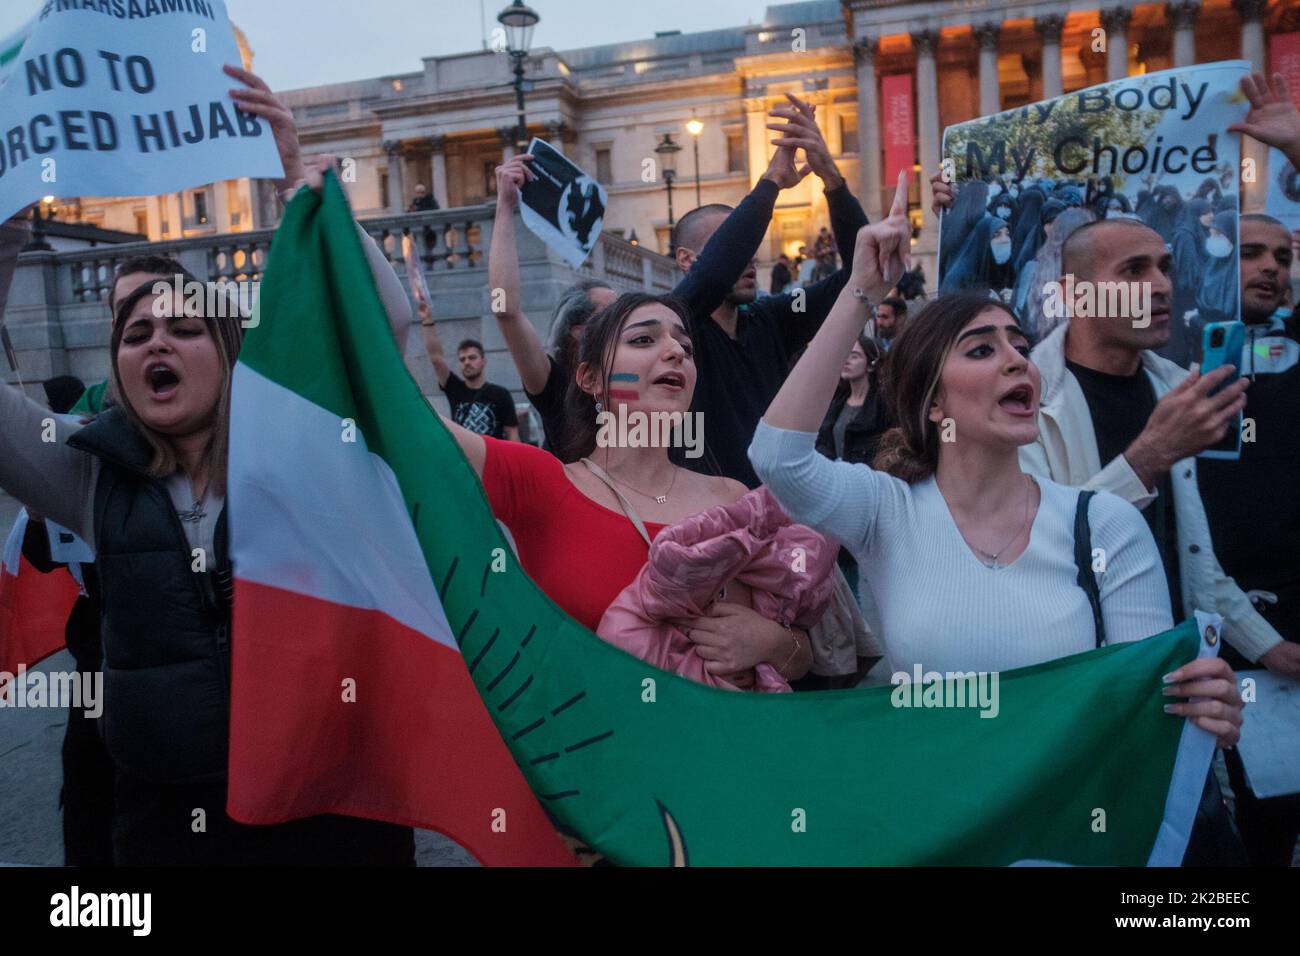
[889,169,908,218]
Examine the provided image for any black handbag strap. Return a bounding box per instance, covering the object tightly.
[1074,490,1105,648]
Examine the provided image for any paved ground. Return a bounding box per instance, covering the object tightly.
[0,652,476,867]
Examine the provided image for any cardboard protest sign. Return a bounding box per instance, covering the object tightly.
[0,0,282,225]
[938,61,1250,363]
[519,137,606,268]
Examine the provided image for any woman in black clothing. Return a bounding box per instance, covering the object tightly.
[815,335,892,608]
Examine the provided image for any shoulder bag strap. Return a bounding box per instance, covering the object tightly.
[1074,489,1105,648]
[580,458,653,549]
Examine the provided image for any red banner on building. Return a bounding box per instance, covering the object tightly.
[882,73,915,184]
[1270,33,1300,107]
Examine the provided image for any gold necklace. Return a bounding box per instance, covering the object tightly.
[608,466,680,504]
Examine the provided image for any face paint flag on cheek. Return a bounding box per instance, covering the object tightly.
[608,372,639,401]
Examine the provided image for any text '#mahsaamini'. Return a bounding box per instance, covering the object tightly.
[39,0,218,23]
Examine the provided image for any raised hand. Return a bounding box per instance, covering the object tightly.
[767,94,844,190]
[850,170,913,301]
[1228,72,1300,166]
[495,153,537,210]
[761,143,811,191]
[929,170,954,216]
[224,64,304,191]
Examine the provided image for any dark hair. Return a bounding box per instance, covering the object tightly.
[672,203,733,253]
[546,279,613,377]
[872,292,1019,483]
[456,339,485,356]
[879,296,907,318]
[552,291,693,463]
[837,333,882,398]
[110,273,244,496]
[43,375,86,415]
[108,255,190,316]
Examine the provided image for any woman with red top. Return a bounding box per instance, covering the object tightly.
[441,292,815,688]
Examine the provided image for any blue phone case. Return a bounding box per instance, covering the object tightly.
[1198,321,1245,461]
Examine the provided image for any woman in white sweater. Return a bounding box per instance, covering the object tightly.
[748,174,1243,749]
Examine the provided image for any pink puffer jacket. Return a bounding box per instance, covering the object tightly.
[596,487,838,692]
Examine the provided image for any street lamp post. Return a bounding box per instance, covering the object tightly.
[497,2,540,153]
[655,132,682,256]
[685,116,703,208]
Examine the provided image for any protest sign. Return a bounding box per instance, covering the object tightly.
[1234,670,1300,798]
[938,61,1250,358]
[0,0,283,225]
[519,137,606,268]
[1263,33,1300,231]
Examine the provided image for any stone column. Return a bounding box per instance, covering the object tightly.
[497,126,517,161]
[383,140,404,214]
[1166,1,1201,68]
[427,135,448,209]
[211,181,230,231]
[167,192,184,238]
[745,96,769,187]
[975,23,1001,116]
[912,30,940,244]
[854,37,883,222]
[1036,15,1064,99]
[146,195,163,240]
[1235,0,1269,212]
[1100,7,1132,81]
[1234,0,1267,71]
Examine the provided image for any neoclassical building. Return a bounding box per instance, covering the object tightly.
[62,0,1298,281]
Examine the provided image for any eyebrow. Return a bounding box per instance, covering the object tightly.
[626,318,691,339]
[957,323,1025,343]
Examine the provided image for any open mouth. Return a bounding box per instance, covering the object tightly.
[997,383,1035,414]
[1250,280,1279,297]
[652,371,685,390]
[147,362,181,398]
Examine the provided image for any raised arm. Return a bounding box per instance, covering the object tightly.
[0,217,96,538]
[417,299,452,388]
[488,156,552,396]
[763,172,911,433]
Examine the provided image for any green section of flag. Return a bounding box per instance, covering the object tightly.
[239,174,1201,866]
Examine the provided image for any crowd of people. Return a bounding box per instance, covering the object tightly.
[0,59,1297,868]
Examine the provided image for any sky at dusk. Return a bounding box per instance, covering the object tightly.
[0,0,778,92]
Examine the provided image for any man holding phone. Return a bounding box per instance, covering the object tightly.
[1014,217,1289,676]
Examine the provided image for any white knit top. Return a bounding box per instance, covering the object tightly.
[749,421,1173,674]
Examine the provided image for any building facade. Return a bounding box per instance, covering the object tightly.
[62,0,1299,284]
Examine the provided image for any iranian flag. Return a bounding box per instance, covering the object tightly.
[0,511,80,686]
[229,173,1217,866]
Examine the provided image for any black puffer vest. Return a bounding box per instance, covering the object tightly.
[67,408,232,785]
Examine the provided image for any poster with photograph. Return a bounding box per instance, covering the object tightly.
[519,137,607,268]
[1264,147,1300,232]
[938,61,1250,361]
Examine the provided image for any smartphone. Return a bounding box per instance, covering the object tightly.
[1197,320,1245,461]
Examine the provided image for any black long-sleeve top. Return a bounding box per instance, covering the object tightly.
[669,178,869,486]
